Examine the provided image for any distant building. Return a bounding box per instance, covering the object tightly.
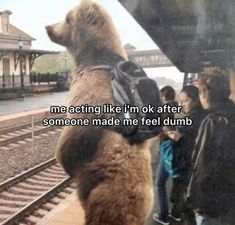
[123,43,137,53]
[0,10,57,88]
[123,43,172,68]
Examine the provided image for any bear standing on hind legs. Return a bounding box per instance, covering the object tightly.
[46,1,159,224]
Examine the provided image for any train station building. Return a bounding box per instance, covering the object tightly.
[0,10,57,89]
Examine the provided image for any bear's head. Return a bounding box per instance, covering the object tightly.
[46,0,126,62]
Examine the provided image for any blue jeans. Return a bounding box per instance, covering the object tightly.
[155,160,169,220]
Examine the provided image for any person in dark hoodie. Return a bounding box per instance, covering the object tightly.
[187,67,235,225]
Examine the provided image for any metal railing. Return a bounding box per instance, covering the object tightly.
[0,72,68,88]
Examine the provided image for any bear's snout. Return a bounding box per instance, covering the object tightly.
[45,25,51,32]
[45,21,70,47]
[45,24,62,44]
[45,25,54,38]
[45,25,53,38]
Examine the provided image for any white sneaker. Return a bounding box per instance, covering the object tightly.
[153,213,170,225]
[169,213,182,222]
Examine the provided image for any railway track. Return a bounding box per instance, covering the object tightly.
[0,116,64,147]
[0,158,73,225]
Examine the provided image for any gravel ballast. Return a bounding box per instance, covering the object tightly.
[0,129,62,182]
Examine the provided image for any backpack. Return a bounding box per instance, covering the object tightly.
[91,60,162,143]
[160,139,181,178]
[109,60,162,143]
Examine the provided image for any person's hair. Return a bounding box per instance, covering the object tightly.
[181,85,200,102]
[181,85,202,109]
[198,67,231,104]
[160,85,176,101]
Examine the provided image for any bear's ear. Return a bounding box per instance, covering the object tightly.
[82,4,104,25]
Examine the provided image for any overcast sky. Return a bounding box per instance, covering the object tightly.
[1,0,184,83]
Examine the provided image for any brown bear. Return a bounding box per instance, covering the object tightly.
[46,1,155,224]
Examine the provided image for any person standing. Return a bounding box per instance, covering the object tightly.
[187,68,235,225]
[153,85,178,225]
[169,85,206,224]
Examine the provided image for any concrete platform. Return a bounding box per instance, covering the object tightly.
[39,186,171,225]
[0,91,68,116]
[0,107,50,129]
[39,194,171,225]
[38,192,85,225]
[0,91,68,128]
[41,194,179,225]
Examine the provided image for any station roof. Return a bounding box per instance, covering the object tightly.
[0,48,59,69]
[118,0,235,72]
[0,24,36,41]
[0,47,59,55]
[9,24,36,41]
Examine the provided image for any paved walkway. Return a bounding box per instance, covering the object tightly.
[0,92,68,116]
[40,189,173,225]
[38,192,85,225]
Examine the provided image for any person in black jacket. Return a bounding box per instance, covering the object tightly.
[174,85,206,178]
[187,67,235,225]
[166,85,206,224]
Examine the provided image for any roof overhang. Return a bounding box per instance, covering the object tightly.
[0,34,36,41]
[0,48,59,70]
[118,0,235,73]
[0,47,59,54]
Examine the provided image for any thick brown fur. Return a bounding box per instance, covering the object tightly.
[46,1,154,224]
